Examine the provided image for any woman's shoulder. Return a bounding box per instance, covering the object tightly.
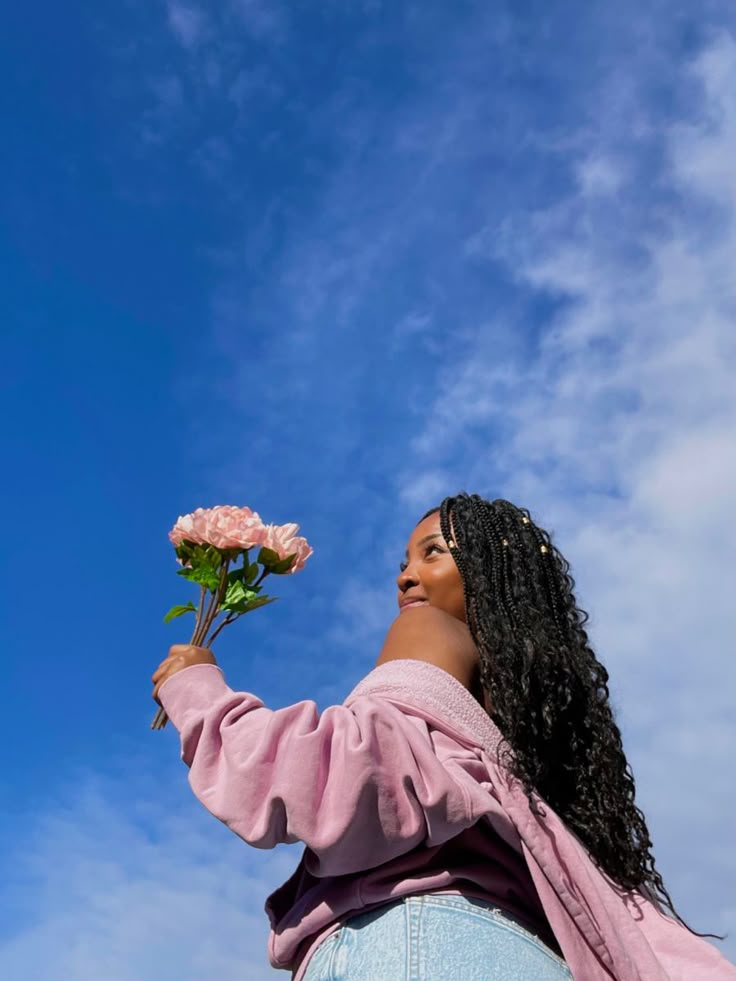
[375,606,480,694]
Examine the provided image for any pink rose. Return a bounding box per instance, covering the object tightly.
[169,508,207,546]
[169,506,267,551]
[206,505,268,550]
[261,522,314,573]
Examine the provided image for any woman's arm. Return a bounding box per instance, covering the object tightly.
[156,612,480,875]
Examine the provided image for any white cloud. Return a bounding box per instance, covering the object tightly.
[396,31,736,954]
[326,579,397,659]
[576,154,625,197]
[398,469,453,511]
[167,1,207,49]
[0,774,299,980]
[396,311,432,335]
[671,32,736,201]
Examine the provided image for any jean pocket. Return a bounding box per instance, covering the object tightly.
[487,912,572,975]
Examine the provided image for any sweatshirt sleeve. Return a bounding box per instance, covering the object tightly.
[158,663,476,875]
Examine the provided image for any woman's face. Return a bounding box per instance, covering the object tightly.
[397,511,466,622]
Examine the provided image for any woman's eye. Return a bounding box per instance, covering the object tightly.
[400,544,443,572]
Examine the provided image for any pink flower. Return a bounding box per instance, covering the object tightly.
[169,506,267,551]
[261,522,314,573]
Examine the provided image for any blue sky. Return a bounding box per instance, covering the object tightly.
[2,1,735,976]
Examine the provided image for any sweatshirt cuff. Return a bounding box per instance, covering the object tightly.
[158,662,230,731]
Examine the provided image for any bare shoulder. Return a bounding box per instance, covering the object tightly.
[376,606,479,691]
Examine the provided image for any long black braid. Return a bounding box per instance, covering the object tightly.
[423,492,720,938]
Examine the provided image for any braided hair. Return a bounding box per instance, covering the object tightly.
[424,492,718,937]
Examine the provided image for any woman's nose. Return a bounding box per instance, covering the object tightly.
[397,565,419,592]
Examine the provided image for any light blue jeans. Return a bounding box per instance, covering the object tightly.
[301,894,573,980]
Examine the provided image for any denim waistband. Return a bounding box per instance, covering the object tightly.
[300,890,572,980]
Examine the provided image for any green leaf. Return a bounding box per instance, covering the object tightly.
[257,546,280,568]
[272,553,296,574]
[221,586,261,613]
[243,595,278,612]
[177,564,220,591]
[190,544,206,563]
[220,594,278,615]
[219,601,249,614]
[245,562,260,585]
[224,580,248,606]
[163,602,197,624]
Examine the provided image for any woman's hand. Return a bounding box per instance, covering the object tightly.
[152,644,218,703]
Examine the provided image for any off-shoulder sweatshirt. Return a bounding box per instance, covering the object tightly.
[158,658,736,981]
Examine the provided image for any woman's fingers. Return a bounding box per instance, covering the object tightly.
[152,646,208,682]
[152,656,179,685]
[151,646,218,701]
[152,672,173,703]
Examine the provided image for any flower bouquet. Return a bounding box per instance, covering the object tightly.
[152,505,312,730]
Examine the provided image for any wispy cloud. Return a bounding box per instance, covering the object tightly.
[395,29,736,950]
[0,771,299,980]
[167,1,208,49]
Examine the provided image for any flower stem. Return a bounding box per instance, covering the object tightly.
[191,584,206,644]
[151,704,167,729]
[153,557,245,730]
[154,564,230,729]
[206,612,237,645]
[194,585,218,647]
[198,560,230,642]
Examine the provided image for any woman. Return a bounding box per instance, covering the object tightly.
[152,493,734,980]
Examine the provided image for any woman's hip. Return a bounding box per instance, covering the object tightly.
[301,893,572,981]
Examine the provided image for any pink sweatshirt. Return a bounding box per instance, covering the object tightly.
[159,658,736,981]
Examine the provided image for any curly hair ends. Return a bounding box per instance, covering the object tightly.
[421,492,720,940]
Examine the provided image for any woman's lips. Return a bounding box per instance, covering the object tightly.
[399,600,429,613]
